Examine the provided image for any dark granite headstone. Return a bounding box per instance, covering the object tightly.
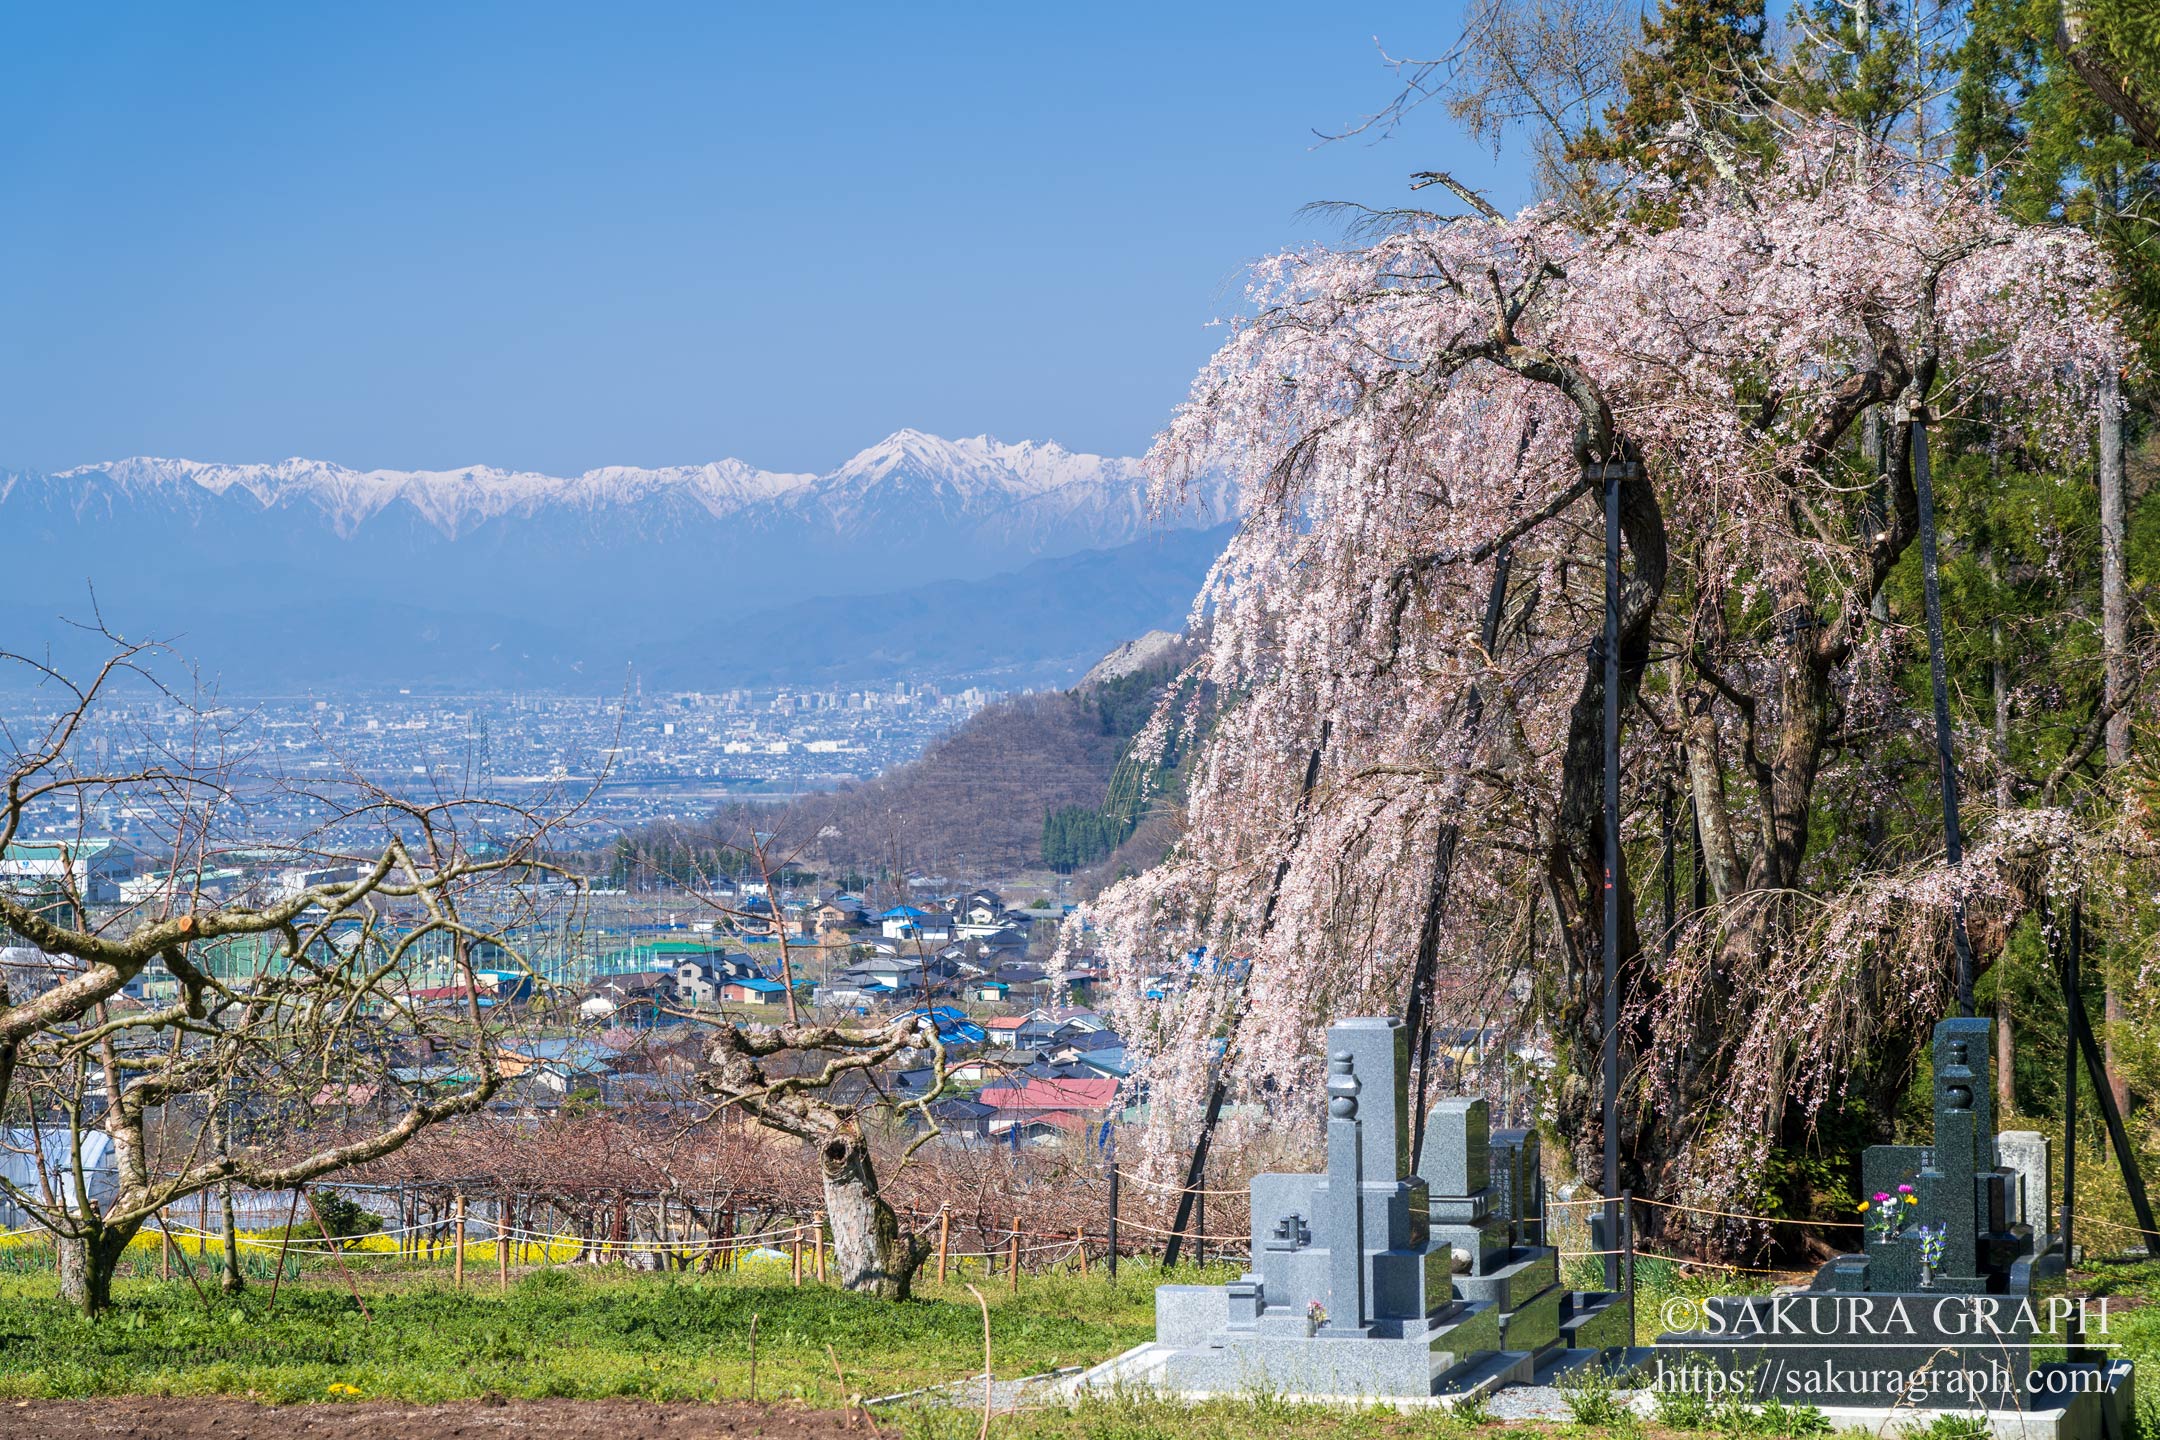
[1648,1017,2132,1427]
[1490,1128,1543,1247]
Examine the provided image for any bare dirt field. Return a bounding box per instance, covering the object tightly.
[3,1397,875,1440]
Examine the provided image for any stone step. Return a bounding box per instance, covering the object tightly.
[1436,1349,1537,1398]
[1556,1290,1633,1351]
[1055,1341,1175,1398]
[1530,1344,1656,1387]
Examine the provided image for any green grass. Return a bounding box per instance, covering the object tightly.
[4,1254,2159,1439]
[0,1260,1210,1406]
[895,1394,1498,1440]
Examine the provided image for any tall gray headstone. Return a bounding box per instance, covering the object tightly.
[1997,1130,2051,1234]
[1419,1097,1491,1203]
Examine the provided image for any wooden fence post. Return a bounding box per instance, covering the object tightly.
[791,1230,803,1286]
[161,1212,172,1281]
[498,1194,510,1290]
[936,1211,950,1287]
[1008,1226,1020,1293]
[454,1193,467,1289]
[1076,1226,1087,1275]
[814,1216,825,1282]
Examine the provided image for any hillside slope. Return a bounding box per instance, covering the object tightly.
[739,640,1195,878]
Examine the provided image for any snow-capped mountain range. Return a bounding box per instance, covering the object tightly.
[4,431,1235,691]
[12,430,1224,544]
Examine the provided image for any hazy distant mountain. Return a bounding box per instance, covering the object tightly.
[642,525,1229,691]
[3,432,1234,692]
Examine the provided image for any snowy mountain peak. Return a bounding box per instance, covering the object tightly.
[818,430,1143,515]
[39,430,1197,540]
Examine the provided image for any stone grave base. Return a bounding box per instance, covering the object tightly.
[1053,1341,1654,1409]
[1055,1352,2130,1439]
[1623,1357,2133,1440]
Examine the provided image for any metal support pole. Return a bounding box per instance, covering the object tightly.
[1911,414,1976,1014]
[2063,902,2160,1258]
[1195,1174,1207,1270]
[1623,1188,1637,1349]
[1600,457,1623,1292]
[1106,1157,1120,1281]
[2061,902,2079,1267]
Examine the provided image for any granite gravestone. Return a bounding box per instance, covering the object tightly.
[1651,1018,2132,1432]
[1141,1017,1629,1400]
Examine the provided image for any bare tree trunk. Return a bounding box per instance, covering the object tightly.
[2101,364,2132,1116]
[219,1183,243,1293]
[818,1126,926,1300]
[214,1110,244,1293]
[1997,990,2016,1112]
[56,1234,88,1308]
[1674,658,1740,902]
[60,1222,138,1318]
[2058,0,2160,149]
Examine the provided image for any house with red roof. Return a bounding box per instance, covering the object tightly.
[974,1075,1118,1145]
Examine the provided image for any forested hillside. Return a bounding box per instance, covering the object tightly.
[602,639,1195,884]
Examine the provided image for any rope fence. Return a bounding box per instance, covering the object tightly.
[15,1164,2128,1294]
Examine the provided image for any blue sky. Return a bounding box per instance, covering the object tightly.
[0,3,1527,475]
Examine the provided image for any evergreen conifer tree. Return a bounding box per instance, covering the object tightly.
[1566,0,1771,213]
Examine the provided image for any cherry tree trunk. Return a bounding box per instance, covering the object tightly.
[817,1126,923,1300]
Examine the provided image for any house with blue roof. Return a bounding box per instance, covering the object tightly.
[720,974,812,1006]
[876,905,929,939]
[901,1004,987,1046]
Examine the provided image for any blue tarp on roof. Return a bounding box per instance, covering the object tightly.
[901,1004,986,1045]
